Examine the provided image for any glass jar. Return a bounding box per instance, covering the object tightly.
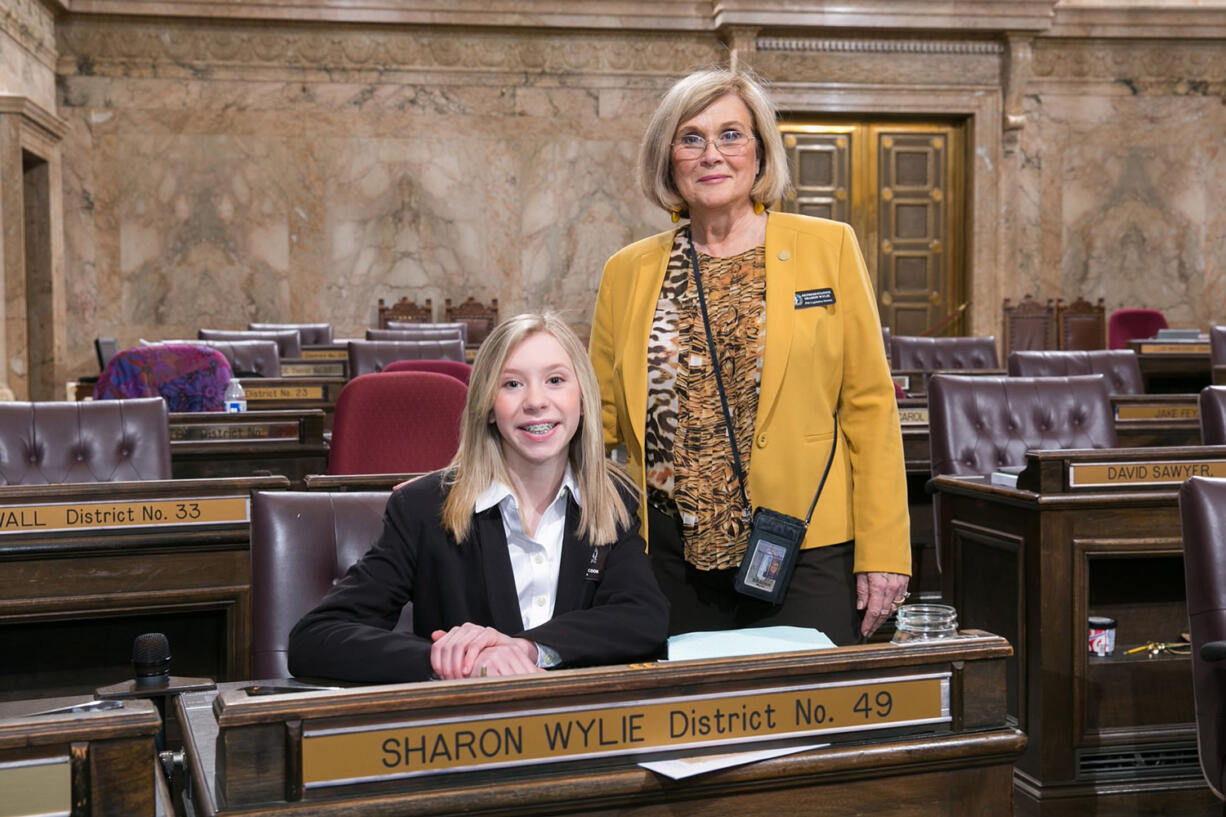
[891,603,959,644]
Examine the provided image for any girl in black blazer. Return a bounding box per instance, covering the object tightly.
[288,313,668,683]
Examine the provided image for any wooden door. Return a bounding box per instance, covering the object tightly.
[778,121,966,337]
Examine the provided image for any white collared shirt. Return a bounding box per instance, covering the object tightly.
[474,467,580,664]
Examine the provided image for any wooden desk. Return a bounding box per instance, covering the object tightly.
[934,446,1226,816]
[892,368,1006,398]
[1128,339,1212,394]
[0,696,166,816]
[170,409,329,488]
[302,472,421,491]
[0,476,288,702]
[178,635,1024,816]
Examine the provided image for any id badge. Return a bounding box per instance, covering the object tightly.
[733,507,807,604]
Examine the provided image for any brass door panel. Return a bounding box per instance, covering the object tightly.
[778,121,965,337]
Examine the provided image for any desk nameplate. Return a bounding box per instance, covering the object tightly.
[0,495,249,535]
[245,385,326,401]
[1139,343,1210,355]
[898,407,928,425]
[1114,404,1199,421]
[302,673,948,787]
[170,421,300,442]
[0,755,69,817]
[301,349,348,360]
[282,362,345,377]
[1068,459,1226,488]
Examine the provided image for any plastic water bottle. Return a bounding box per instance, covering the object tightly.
[223,379,247,413]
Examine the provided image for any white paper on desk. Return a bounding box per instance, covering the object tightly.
[666,625,836,661]
[639,743,828,780]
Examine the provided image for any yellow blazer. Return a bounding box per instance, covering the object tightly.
[590,211,910,576]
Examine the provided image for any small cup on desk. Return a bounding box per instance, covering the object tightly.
[891,603,959,644]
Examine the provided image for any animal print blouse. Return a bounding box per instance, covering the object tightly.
[644,227,766,570]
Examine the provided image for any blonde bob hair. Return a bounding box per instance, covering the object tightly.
[639,68,792,215]
[440,312,633,545]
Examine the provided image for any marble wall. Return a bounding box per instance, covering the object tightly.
[1019,37,1226,329]
[33,4,1226,381]
[54,18,717,375]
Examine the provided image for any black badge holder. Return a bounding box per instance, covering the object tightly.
[686,243,839,604]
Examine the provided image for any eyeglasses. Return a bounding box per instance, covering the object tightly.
[672,130,756,159]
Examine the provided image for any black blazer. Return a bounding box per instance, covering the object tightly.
[287,472,669,682]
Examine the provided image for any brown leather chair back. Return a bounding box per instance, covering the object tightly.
[366,326,465,343]
[892,336,999,371]
[1179,476,1226,800]
[881,326,891,360]
[1007,350,1143,395]
[1201,386,1226,446]
[0,398,171,485]
[249,323,333,345]
[198,328,302,359]
[928,374,1116,477]
[444,297,499,346]
[250,490,394,679]
[1057,297,1106,350]
[1002,295,1056,355]
[191,340,281,378]
[347,339,466,376]
[377,297,433,327]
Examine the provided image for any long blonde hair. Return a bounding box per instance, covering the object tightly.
[440,312,633,545]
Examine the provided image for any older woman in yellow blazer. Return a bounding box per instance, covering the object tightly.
[590,69,910,643]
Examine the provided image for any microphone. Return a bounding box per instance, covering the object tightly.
[132,633,171,688]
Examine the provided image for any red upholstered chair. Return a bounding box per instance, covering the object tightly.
[1107,308,1168,350]
[382,358,472,385]
[1179,476,1226,800]
[328,372,467,475]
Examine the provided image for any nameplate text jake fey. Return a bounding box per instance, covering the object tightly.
[302,673,948,787]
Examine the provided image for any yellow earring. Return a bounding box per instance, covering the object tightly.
[753,201,765,215]
[670,209,682,224]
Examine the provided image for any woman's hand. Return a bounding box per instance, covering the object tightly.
[429,624,541,679]
[855,572,910,639]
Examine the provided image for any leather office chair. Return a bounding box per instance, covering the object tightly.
[347,338,466,377]
[94,344,234,412]
[928,374,1116,575]
[366,327,464,343]
[382,358,472,385]
[198,328,302,359]
[328,372,467,475]
[881,326,891,361]
[1007,350,1144,395]
[1178,475,1226,800]
[95,337,119,370]
[170,340,281,378]
[444,297,499,346]
[929,374,1117,478]
[1002,295,1056,356]
[1201,386,1226,446]
[1107,308,1168,350]
[892,335,999,371]
[1212,325,1226,368]
[249,322,333,346]
[386,320,469,345]
[377,296,433,328]
[0,398,171,485]
[250,490,396,679]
